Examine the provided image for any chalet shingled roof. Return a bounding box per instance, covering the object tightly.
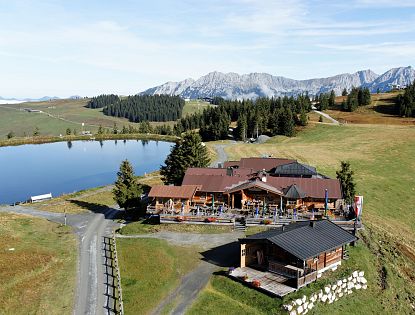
[148,185,200,199]
[241,220,357,260]
[224,179,284,196]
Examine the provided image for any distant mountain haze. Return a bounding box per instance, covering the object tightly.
[141,66,415,99]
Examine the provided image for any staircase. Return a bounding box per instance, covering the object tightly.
[234,221,246,232]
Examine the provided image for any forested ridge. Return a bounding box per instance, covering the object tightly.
[103,95,184,122]
[87,93,313,141]
[173,95,311,141]
[87,94,119,109]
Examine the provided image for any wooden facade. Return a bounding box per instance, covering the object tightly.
[240,241,343,288]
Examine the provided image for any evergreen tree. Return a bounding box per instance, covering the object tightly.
[113,160,143,210]
[6,131,14,139]
[299,109,308,126]
[33,127,40,136]
[97,125,104,135]
[329,90,336,107]
[66,128,72,135]
[235,114,247,140]
[280,107,295,136]
[113,122,118,134]
[318,115,323,122]
[342,88,348,96]
[160,132,210,185]
[73,129,77,135]
[396,81,415,117]
[336,161,356,205]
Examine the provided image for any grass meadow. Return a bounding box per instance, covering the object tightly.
[0,213,77,314]
[0,98,210,139]
[117,238,200,314]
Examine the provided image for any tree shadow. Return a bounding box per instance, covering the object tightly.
[200,241,240,267]
[373,103,398,116]
[69,199,123,219]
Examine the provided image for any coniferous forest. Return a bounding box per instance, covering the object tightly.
[396,81,415,117]
[173,95,312,141]
[86,94,119,109]
[87,93,313,141]
[103,95,184,122]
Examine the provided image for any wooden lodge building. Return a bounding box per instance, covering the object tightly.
[147,157,343,214]
[233,220,357,294]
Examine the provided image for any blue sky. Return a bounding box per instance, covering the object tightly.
[0,0,414,98]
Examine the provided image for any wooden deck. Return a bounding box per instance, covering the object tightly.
[230,267,296,297]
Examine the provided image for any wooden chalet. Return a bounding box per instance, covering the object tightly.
[237,220,357,292]
[147,185,200,214]
[147,157,344,215]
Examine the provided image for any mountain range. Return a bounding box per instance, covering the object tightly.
[141,66,415,99]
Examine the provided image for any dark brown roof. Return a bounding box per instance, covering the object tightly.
[182,173,341,199]
[182,174,247,192]
[242,220,357,260]
[224,179,284,196]
[223,157,296,171]
[185,167,253,177]
[266,177,342,199]
[148,185,200,199]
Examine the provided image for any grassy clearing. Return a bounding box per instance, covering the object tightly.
[326,92,415,125]
[29,187,115,214]
[117,238,200,314]
[0,213,77,314]
[217,122,415,313]
[119,221,233,235]
[182,100,212,116]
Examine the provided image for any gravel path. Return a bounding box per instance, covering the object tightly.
[210,141,237,167]
[0,204,121,315]
[313,110,340,125]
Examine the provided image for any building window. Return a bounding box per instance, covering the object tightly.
[241,249,246,256]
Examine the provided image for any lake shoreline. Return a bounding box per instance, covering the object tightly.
[0,133,178,148]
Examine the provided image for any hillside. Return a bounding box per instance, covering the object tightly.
[0,98,210,138]
[141,66,414,99]
[198,123,415,314]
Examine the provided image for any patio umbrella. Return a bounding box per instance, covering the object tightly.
[324,189,328,217]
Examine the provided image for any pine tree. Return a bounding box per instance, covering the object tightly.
[113,160,143,210]
[342,88,348,96]
[113,122,118,134]
[6,131,14,139]
[160,132,210,185]
[329,90,336,107]
[336,161,356,205]
[97,125,104,135]
[299,109,308,126]
[33,127,40,136]
[66,128,72,135]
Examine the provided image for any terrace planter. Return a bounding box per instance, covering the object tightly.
[205,217,217,223]
[175,216,185,222]
[252,279,261,288]
[262,219,272,225]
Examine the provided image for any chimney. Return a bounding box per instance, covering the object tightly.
[261,169,267,182]
[281,225,285,231]
[310,221,316,228]
[226,167,233,176]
